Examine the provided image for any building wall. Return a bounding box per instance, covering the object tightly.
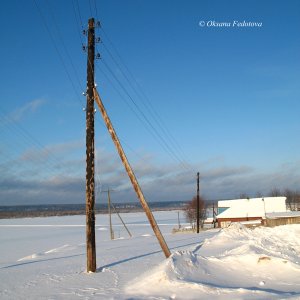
[266,217,300,227]
[218,217,263,228]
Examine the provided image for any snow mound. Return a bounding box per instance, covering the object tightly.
[126,224,300,299]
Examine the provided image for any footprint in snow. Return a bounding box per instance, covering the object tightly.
[17,244,73,262]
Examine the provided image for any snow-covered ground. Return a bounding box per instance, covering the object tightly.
[1,210,300,299]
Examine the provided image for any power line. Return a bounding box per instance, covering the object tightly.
[98,59,190,170]
[101,42,193,168]
[34,1,191,175]
[68,4,149,165]
[74,0,84,32]
[98,26,194,171]
[45,0,84,93]
[88,0,93,17]
[78,7,190,169]
[43,3,145,168]
[32,0,84,107]
[0,106,83,179]
[71,0,85,47]
[93,0,99,21]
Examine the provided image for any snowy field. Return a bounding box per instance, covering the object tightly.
[1,210,300,299]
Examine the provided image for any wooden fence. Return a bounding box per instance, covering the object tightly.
[266,217,300,227]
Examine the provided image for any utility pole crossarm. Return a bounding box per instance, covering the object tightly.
[93,88,171,258]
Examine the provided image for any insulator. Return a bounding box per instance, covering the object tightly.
[96,21,101,27]
[82,92,86,96]
[96,37,101,43]
[82,45,87,52]
[94,108,97,113]
[83,107,86,111]
[96,53,101,59]
[83,29,87,35]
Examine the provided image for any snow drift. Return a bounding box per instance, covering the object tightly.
[126,223,300,299]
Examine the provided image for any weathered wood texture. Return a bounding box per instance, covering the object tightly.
[266,217,300,227]
[86,18,96,272]
[93,88,171,258]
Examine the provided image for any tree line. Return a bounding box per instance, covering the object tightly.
[239,188,300,211]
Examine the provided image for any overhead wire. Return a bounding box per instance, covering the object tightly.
[33,0,192,174]
[88,0,94,17]
[71,5,157,197]
[72,2,147,163]
[71,0,84,47]
[45,0,84,94]
[101,42,193,168]
[98,59,190,171]
[32,0,85,107]
[0,0,89,200]
[0,105,86,199]
[0,105,83,180]
[75,0,84,29]
[99,26,195,172]
[33,1,194,204]
[78,1,193,172]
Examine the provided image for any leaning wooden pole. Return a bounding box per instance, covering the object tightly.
[111,202,132,238]
[93,88,171,258]
[86,18,96,272]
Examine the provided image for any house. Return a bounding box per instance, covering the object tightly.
[216,197,287,228]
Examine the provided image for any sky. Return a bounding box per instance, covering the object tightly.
[0,0,299,205]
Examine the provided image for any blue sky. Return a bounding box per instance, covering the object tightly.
[0,0,299,205]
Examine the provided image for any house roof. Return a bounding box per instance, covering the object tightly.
[266,211,300,219]
[217,197,287,219]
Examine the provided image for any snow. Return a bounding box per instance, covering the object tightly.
[1,211,300,299]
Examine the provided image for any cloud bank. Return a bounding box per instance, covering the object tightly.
[0,141,299,205]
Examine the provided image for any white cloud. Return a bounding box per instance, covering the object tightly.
[20,140,83,162]
[9,99,46,122]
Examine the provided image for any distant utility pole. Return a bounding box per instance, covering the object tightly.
[197,172,200,233]
[85,18,96,273]
[106,188,114,240]
[213,202,216,228]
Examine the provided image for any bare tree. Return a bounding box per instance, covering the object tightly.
[283,189,300,211]
[256,191,263,198]
[269,188,281,197]
[239,193,249,199]
[184,196,206,229]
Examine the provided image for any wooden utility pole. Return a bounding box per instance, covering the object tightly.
[212,202,215,228]
[107,189,114,240]
[93,88,171,258]
[85,18,96,273]
[196,172,200,233]
[177,211,181,229]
